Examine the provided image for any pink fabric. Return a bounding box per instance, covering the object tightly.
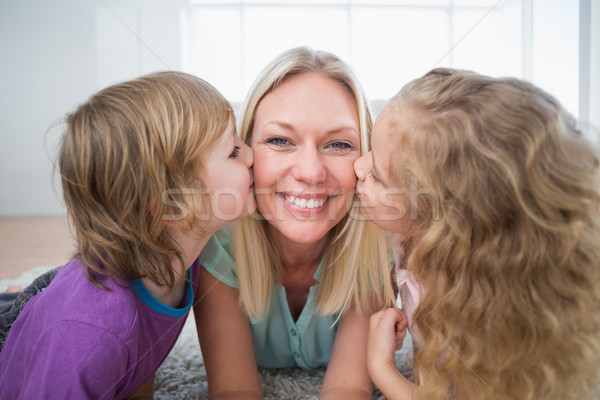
[391,234,425,347]
[395,266,425,348]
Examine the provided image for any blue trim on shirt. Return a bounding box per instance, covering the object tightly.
[130,268,193,318]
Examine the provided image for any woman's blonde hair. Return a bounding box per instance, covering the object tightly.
[388,68,600,400]
[59,71,232,288]
[234,46,395,318]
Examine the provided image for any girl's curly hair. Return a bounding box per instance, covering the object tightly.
[388,68,600,400]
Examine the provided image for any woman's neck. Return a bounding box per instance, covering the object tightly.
[268,227,328,321]
[268,225,328,272]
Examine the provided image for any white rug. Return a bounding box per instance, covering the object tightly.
[1,266,414,399]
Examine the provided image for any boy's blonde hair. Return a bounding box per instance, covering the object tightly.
[59,71,232,287]
[389,68,600,400]
[234,46,395,318]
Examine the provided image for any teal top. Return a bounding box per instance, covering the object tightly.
[198,226,339,369]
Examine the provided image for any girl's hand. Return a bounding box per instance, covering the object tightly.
[367,307,417,400]
[367,307,408,374]
[320,306,375,400]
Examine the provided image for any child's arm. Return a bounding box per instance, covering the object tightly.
[193,267,263,400]
[367,307,418,400]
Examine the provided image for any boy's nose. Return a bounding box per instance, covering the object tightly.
[243,143,253,167]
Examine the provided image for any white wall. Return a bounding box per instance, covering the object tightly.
[580,0,600,140]
[0,0,97,216]
[593,2,600,134]
[0,0,183,216]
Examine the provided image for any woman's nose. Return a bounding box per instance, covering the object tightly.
[354,152,369,181]
[292,146,326,183]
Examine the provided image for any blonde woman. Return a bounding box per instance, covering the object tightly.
[356,68,600,400]
[0,71,255,398]
[194,47,394,399]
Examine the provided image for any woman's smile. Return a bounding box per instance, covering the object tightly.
[279,193,329,210]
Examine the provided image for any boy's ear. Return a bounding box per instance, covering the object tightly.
[150,197,176,227]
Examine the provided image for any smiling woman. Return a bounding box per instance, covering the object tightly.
[193,47,395,400]
[250,72,360,244]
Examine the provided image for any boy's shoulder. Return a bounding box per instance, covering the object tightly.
[0,314,132,399]
[26,259,139,339]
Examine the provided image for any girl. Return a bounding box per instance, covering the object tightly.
[0,71,255,399]
[355,68,600,400]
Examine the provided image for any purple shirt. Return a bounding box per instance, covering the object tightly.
[0,258,199,399]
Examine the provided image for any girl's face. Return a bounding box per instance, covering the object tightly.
[250,72,361,245]
[354,104,411,235]
[203,117,255,233]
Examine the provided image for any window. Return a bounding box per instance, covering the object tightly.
[96,0,581,116]
[182,0,579,116]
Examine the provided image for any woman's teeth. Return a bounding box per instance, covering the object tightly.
[282,194,327,209]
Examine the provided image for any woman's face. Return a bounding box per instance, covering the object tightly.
[250,72,361,245]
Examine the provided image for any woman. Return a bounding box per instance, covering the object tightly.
[194,47,395,399]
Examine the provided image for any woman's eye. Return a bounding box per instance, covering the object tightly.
[328,141,354,151]
[265,137,290,146]
[229,146,240,159]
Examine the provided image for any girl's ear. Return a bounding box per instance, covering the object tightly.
[150,196,176,227]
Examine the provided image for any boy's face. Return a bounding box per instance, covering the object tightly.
[202,117,256,233]
[354,104,411,235]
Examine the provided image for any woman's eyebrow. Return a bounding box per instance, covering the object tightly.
[264,121,358,136]
[262,121,359,139]
[264,121,295,132]
[325,126,359,136]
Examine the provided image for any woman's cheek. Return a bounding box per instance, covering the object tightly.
[331,160,361,212]
[252,151,278,186]
[337,158,362,192]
